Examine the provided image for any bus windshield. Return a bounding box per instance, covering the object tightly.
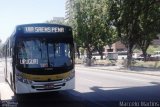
[17,38,73,68]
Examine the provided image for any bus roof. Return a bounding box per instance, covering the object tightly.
[16,23,71,29]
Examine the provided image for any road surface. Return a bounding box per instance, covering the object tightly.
[0,64,160,107]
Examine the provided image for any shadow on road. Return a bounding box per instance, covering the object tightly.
[15,91,93,107]
[1,82,160,107]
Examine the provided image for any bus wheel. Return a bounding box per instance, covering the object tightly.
[10,75,13,90]
[10,74,17,96]
[15,94,23,102]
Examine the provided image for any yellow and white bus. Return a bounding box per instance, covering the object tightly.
[2,23,75,95]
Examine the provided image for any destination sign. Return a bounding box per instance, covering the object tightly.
[24,27,65,33]
[20,59,38,64]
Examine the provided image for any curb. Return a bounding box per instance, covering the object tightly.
[95,68,160,77]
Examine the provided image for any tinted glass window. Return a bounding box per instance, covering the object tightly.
[17,38,73,68]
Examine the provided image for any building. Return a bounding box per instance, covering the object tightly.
[47,17,65,24]
[105,41,127,53]
[65,0,74,21]
[52,17,64,21]
[105,34,160,53]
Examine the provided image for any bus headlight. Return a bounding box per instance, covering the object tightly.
[65,70,75,81]
[16,73,32,84]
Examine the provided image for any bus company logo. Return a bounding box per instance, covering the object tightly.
[24,27,65,33]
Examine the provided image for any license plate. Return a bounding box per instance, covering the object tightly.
[45,83,55,89]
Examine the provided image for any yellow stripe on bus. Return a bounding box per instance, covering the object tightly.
[21,72,70,81]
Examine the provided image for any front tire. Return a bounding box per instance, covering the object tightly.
[10,74,16,94]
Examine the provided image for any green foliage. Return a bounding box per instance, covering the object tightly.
[72,0,117,61]
[108,0,160,67]
[133,48,141,53]
[147,45,160,54]
[108,0,142,67]
[66,0,160,66]
[79,47,85,55]
[136,0,160,59]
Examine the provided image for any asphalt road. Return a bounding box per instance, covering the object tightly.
[0,65,160,107]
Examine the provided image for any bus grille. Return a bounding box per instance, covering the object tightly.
[31,83,65,90]
[33,79,63,82]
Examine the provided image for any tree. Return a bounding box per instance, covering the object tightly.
[92,0,117,60]
[108,0,150,68]
[137,0,160,61]
[74,0,96,65]
[147,45,160,54]
[73,0,116,63]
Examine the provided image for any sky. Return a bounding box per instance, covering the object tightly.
[0,0,66,43]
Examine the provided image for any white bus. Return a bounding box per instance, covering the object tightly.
[2,23,75,95]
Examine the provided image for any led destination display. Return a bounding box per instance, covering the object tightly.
[24,27,65,33]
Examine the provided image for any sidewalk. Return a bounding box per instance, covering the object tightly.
[76,64,160,77]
